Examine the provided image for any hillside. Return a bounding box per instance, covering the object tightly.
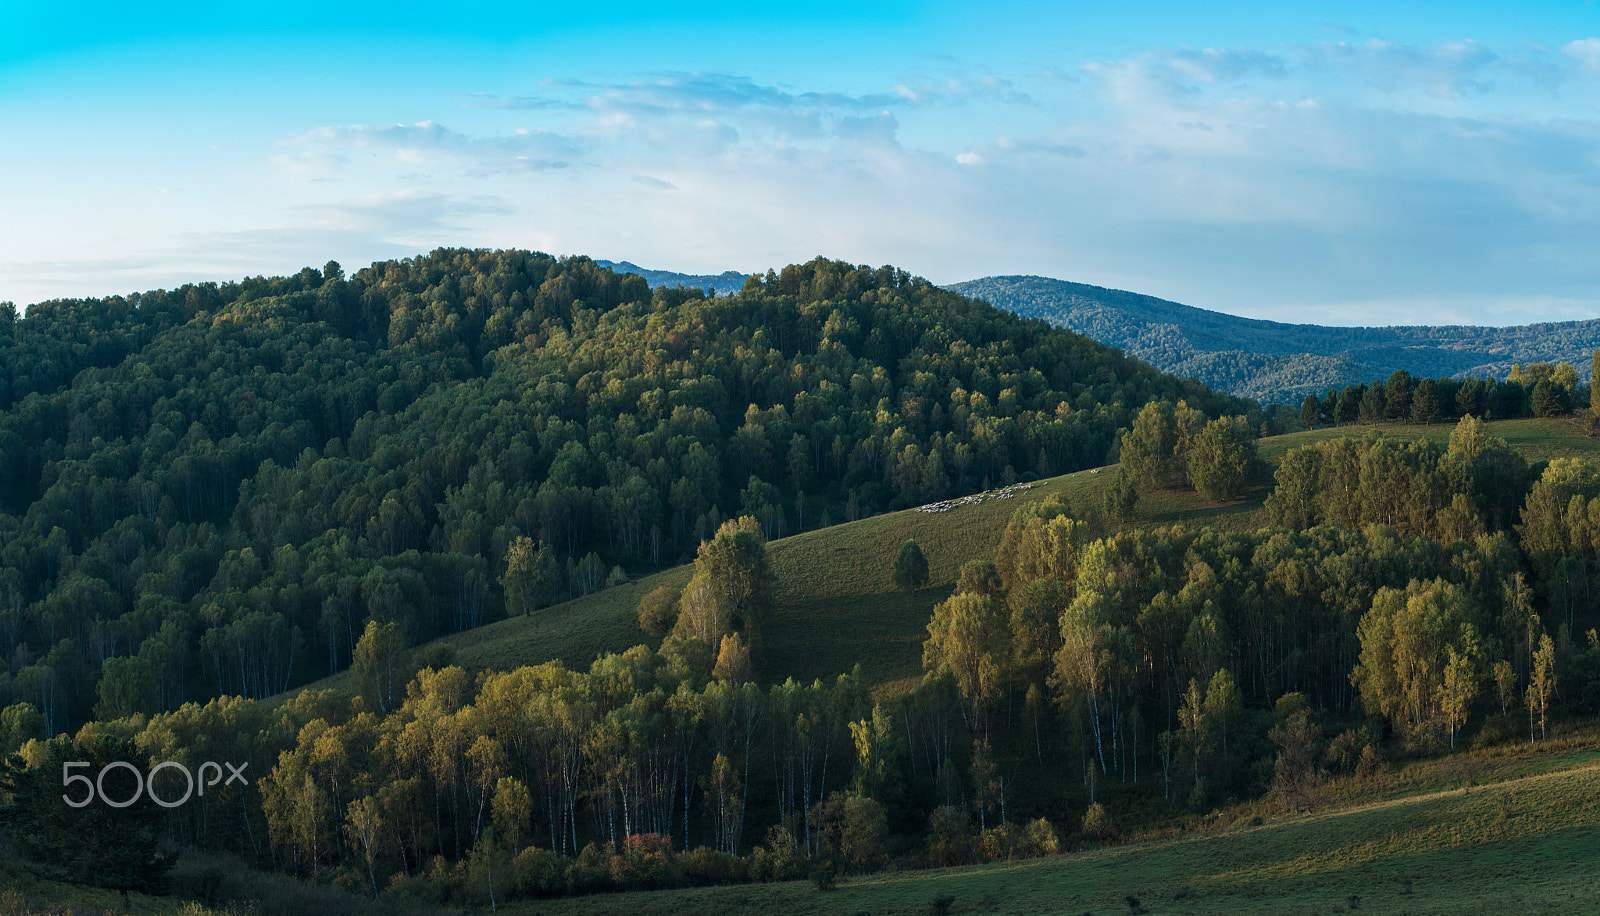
[0,249,1247,740]
[10,401,1600,911]
[949,275,1600,405]
[383,415,1600,702]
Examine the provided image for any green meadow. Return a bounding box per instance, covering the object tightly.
[515,738,1600,916]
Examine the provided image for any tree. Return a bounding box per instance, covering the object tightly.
[923,593,1009,736]
[1440,634,1482,748]
[1102,469,1139,521]
[1179,677,1206,794]
[1360,383,1385,425]
[353,619,406,714]
[502,536,554,617]
[893,540,930,595]
[1188,416,1256,502]
[94,655,159,721]
[713,633,753,685]
[1120,402,1181,490]
[1352,579,1482,749]
[1532,378,1568,418]
[696,517,774,627]
[0,703,45,755]
[1527,633,1556,742]
[955,559,1004,600]
[636,585,679,638]
[1300,394,1320,431]
[1410,378,1440,425]
[1268,699,1321,812]
[1457,377,1488,418]
[0,735,177,896]
[1333,386,1359,426]
[672,571,732,648]
[1385,370,1412,421]
[1203,668,1242,757]
[344,795,386,898]
[1053,591,1131,776]
[1589,349,1600,426]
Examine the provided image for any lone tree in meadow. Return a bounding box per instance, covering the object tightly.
[893,539,930,596]
[1188,416,1258,502]
[502,536,555,616]
[1102,468,1139,521]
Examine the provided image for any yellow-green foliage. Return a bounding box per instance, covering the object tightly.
[345,416,1600,702]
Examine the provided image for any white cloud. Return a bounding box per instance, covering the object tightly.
[1564,38,1600,71]
[294,190,512,235]
[267,151,347,176]
[287,121,578,172]
[1302,38,1499,98]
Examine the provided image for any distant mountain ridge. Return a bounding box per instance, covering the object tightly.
[595,260,750,296]
[947,275,1600,405]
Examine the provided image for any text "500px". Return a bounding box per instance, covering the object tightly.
[62,761,249,809]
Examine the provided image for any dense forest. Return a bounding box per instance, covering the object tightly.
[0,250,1243,742]
[950,275,1600,405]
[6,251,1600,909]
[10,415,1600,907]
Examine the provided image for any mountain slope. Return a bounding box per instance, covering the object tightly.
[949,275,1600,404]
[0,249,1249,739]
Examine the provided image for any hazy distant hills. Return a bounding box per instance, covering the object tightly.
[947,275,1600,405]
[599,264,1600,406]
[595,260,750,296]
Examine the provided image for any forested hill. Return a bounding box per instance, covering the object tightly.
[949,275,1600,405]
[594,259,749,296]
[0,249,1246,738]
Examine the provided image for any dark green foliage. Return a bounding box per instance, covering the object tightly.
[0,735,177,895]
[1188,417,1259,502]
[1531,378,1569,417]
[1411,378,1440,425]
[1300,394,1319,431]
[949,276,1600,405]
[1360,383,1386,425]
[1102,469,1139,520]
[894,540,930,595]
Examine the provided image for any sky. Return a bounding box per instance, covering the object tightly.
[2,1,1599,327]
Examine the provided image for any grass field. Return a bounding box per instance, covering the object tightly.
[512,737,1600,916]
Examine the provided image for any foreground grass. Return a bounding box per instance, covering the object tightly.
[513,747,1600,916]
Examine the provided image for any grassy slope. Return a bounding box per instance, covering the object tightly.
[285,417,1600,705]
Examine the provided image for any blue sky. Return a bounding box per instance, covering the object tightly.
[3,2,1598,326]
